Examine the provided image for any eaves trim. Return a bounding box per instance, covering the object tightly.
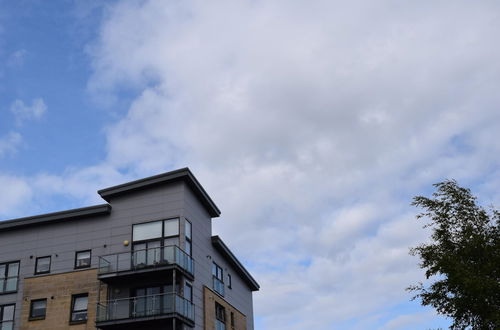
[211,235,260,291]
[0,204,111,232]
[98,168,221,218]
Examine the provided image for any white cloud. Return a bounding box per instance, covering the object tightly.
[6,49,27,67]
[2,0,500,328]
[0,175,32,216]
[80,1,500,328]
[0,132,22,158]
[378,310,444,330]
[10,98,47,125]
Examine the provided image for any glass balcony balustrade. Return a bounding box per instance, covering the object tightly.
[96,293,194,323]
[98,245,194,276]
[213,276,225,296]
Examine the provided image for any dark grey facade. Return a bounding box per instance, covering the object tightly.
[0,168,259,330]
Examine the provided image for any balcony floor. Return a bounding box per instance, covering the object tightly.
[96,313,194,330]
[98,264,194,284]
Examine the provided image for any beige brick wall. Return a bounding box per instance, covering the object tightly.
[203,286,246,330]
[20,269,106,330]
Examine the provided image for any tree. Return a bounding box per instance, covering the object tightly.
[408,180,500,329]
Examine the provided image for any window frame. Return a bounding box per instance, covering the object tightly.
[227,274,232,289]
[215,302,226,330]
[29,298,47,320]
[185,219,192,256]
[131,218,181,243]
[0,304,15,327]
[74,250,92,270]
[131,217,187,267]
[34,256,51,275]
[212,262,225,296]
[213,263,223,281]
[69,293,88,324]
[184,282,193,302]
[0,261,20,294]
[163,218,180,238]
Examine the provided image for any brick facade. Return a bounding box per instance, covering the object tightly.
[203,286,246,330]
[19,269,106,330]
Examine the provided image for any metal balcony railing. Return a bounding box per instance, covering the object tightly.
[213,276,225,296]
[96,293,194,323]
[98,245,194,276]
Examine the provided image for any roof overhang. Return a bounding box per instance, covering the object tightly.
[98,168,221,218]
[0,204,111,232]
[211,235,260,291]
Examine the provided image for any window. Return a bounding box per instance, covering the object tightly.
[132,218,186,268]
[74,250,91,269]
[133,240,161,267]
[215,302,226,330]
[213,263,223,281]
[184,282,192,302]
[0,261,19,293]
[29,299,46,320]
[133,221,162,241]
[183,282,193,318]
[164,218,179,237]
[185,219,192,256]
[35,256,51,275]
[70,294,88,323]
[212,263,224,296]
[0,304,15,329]
[132,219,180,242]
[231,311,235,327]
[228,274,232,289]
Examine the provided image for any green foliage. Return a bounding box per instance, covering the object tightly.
[409,180,500,329]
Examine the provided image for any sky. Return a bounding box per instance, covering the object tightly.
[1,0,500,329]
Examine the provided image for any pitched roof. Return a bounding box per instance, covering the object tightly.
[0,204,111,232]
[98,167,221,217]
[212,235,260,291]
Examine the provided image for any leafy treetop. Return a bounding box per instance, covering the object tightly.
[409,180,500,329]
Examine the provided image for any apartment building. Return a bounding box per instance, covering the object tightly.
[0,168,259,330]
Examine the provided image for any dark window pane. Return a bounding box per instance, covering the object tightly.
[215,302,226,322]
[30,300,46,318]
[71,295,88,322]
[75,250,91,268]
[185,220,192,240]
[184,283,192,301]
[36,257,50,274]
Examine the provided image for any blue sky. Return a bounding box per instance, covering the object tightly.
[2,1,500,329]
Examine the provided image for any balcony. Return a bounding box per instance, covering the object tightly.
[98,246,194,282]
[96,293,194,329]
[213,276,225,296]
